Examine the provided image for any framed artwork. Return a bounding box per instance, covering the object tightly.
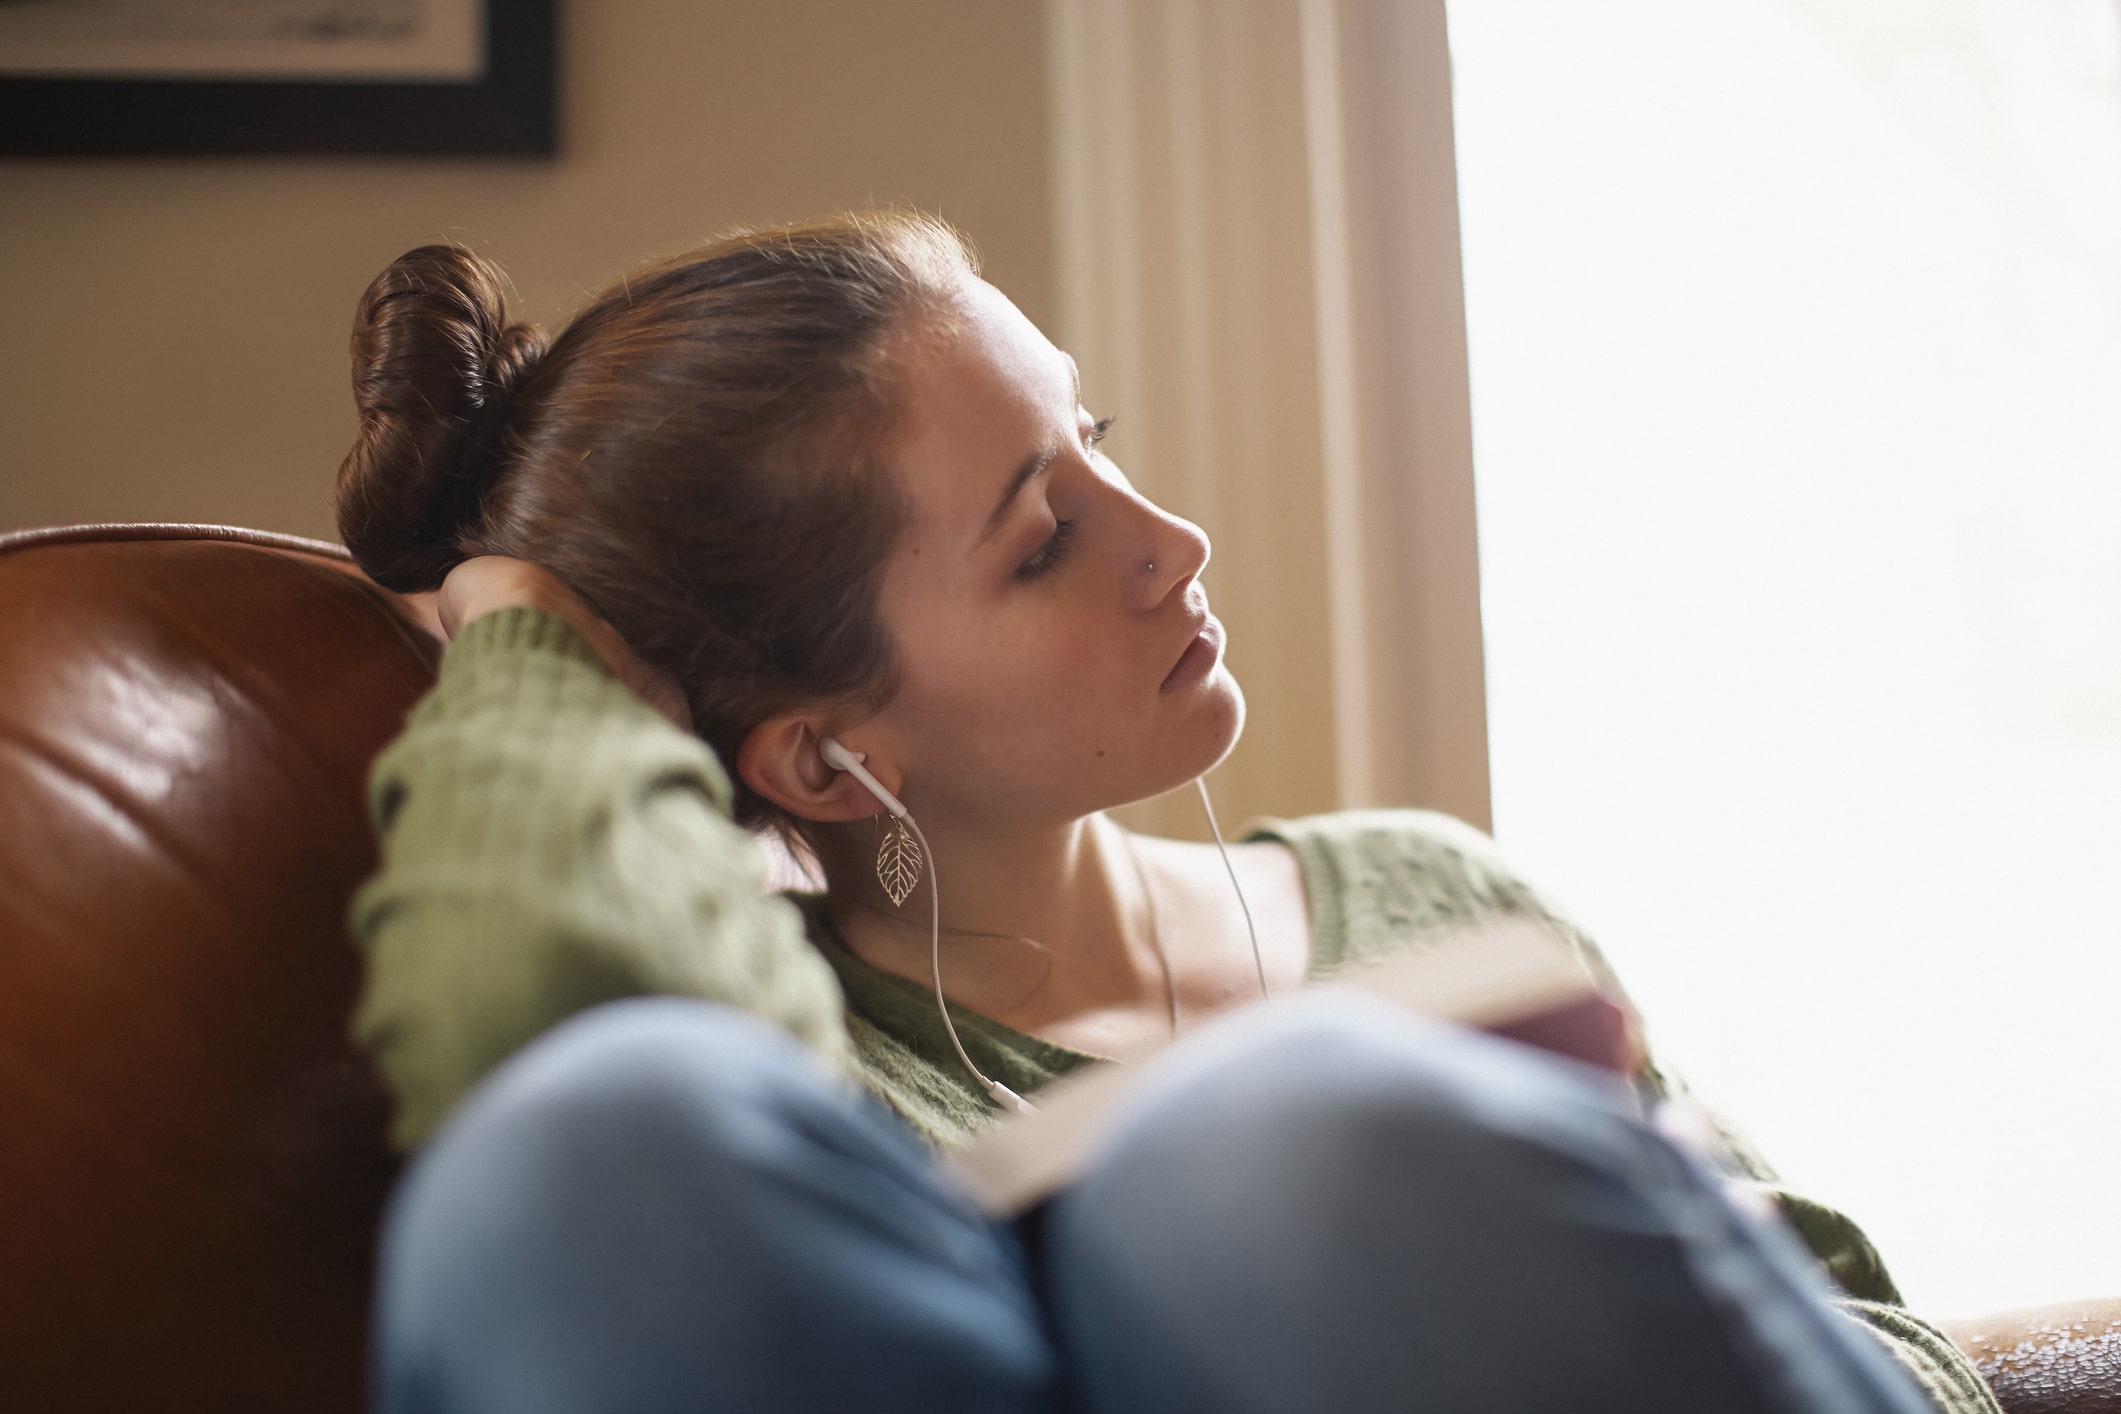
[0,0,555,157]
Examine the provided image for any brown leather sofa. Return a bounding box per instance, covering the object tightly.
[0,524,437,1414]
[3,522,2109,1414]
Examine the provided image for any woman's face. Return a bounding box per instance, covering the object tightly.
[856,275,1243,828]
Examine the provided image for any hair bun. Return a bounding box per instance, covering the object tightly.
[334,244,549,591]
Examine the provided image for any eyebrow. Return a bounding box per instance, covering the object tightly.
[980,443,1058,545]
[976,354,1085,545]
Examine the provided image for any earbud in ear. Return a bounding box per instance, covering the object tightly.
[815,737,1038,1117]
[819,736,911,820]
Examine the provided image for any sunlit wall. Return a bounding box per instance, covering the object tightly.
[1452,0,2121,1316]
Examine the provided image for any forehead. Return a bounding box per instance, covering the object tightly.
[895,278,1067,424]
[884,279,1072,519]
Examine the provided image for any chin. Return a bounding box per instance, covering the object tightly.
[1159,665,1246,794]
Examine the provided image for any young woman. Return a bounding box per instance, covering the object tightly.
[341,212,1992,1413]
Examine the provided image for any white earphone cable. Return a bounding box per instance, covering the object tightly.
[1196,776,1270,1002]
[824,740,1265,1114]
[900,810,1036,1115]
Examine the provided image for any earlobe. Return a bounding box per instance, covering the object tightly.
[736,715,898,823]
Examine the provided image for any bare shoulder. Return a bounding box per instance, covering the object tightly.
[1128,831,1312,988]
[1126,831,1301,897]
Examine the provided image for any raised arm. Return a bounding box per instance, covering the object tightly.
[351,559,853,1149]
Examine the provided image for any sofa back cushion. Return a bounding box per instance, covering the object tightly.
[0,525,438,1414]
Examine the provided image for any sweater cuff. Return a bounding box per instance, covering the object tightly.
[404,605,651,738]
[446,605,608,671]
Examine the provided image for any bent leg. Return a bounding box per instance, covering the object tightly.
[373,998,1059,1414]
[1043,992,1931,1414]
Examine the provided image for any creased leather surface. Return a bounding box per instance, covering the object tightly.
[1960,1303,2121,1414]
[0,529,439,1414]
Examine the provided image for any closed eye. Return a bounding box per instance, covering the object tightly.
[1016,518,1078,581]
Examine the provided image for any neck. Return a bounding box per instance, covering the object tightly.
[817,808,1166,1024]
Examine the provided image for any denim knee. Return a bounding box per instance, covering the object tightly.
[1066,988,1662,1220]
[382,996,905,1293]
[1042,992,1890,1414]
[375,998,1056,1414]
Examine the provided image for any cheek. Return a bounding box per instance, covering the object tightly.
[899,603,1131,753]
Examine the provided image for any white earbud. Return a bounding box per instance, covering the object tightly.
[817,738,909,819]
[818,735,1036,1116]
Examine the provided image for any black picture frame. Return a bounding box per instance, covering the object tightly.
[0,0,555,158]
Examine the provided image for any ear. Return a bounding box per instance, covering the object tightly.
[736,714,902,823]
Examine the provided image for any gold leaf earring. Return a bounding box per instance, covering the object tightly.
[876,815,923,906]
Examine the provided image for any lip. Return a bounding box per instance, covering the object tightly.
[1161,614,1225,693]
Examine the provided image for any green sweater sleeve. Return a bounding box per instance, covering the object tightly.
[349,607,854,1149]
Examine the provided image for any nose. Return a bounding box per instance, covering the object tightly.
[1130,501,1211,614]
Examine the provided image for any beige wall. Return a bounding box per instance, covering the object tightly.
[0,0,1054,540]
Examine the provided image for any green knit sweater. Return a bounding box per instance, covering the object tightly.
[351,607,1997,1413]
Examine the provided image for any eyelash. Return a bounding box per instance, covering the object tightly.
[1016,518,1078,581]
[1014,416,1112,582]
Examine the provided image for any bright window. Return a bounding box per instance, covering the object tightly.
[1451,0,2121,1315]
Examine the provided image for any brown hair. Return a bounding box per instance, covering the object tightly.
[335,211,978,832]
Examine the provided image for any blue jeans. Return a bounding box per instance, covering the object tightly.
[372,995,1933,1414]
